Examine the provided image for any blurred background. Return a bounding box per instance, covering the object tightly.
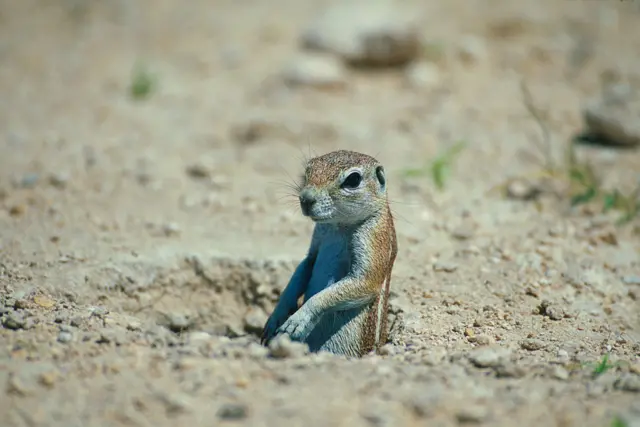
[1,0,639,242]
[1,1,640,426]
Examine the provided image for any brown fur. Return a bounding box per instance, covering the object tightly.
[303,150,379,188]
[264,149,398,357]
[304,150,397,356]
[359,204,397,354]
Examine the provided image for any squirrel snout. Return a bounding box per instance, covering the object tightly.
[299,190,316,216]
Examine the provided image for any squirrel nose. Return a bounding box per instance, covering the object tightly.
[299,190,316,215]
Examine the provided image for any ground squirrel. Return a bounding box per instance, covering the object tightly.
[261,149,398,357]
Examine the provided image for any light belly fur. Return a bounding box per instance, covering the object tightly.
[302,233,368,356]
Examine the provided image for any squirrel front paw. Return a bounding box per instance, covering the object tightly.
[261,302,296,345]
[274,305,317,342]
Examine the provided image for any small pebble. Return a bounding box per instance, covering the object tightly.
[163,222,181,237]
[217,403,249,420]
[57,331,73,343]
[247,342,269,359]
[8,204,26,216]
[156,391,193,414]
[470,334,493,346]
[450,225,474,240]
[186,163,212,179]
[495,363,527,378]
[556,349,570,364]
[615,374,640,393]
[550,365,569,381]
[520,338,545,351]
[457,35,487,64]
[378,343,397,356]
[506,179,540,200]
[268,334,309,359]
[39,371,59,388]
[49,172,69,189]
[623,276,640,286]
[243,308,267,335]
[70,317,83,327]
[468,346,510,368]
[404,61,440,89]
[2,313,25,330]
[456,404,489,423]
[15,173,40,188]
[162,313,192,333]
[433,262,458,273]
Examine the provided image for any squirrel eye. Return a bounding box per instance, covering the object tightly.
[375,166,386,186]
[341,171,362,189]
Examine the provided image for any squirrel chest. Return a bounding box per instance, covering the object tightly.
[304,225,352,302]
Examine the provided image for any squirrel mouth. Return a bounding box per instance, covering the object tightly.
[305,212,333,223]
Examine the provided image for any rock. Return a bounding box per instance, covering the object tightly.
[185,163,212,179]
[247,342,269,359]
[457,35,488,65]
[8,204,25,216]
[300,0,420,68]
[57,331,73,343]
[556,349,570,364]
[160,313,193,333]
[33,295,55,309]
[615,374,640,393]
[243,307,267,335]
[378,343,397,356]
[506,179,540,200]
[268,334,309,359]
[186,331,211,345]
[450,224,474,240]
[13,173,40,189]
[468,346,511,368]
[421,349,447,366]
[495,363,527,378]
[456,405,489,423]
[469,334,493,346]
[546,306,564,321]
[217,403,249,420]
[582,83,640,146]
[38,371,59,388]
[155,391,193,414]
[2,312,25,330]
[13,298,29,309]
[49,172,69,189]
[162,222,181,237]
[623,275,640,286]
[96,329,124,345]
[537,300,564,320]
[282,54,347,89]
[520,338,545,351]
[550,365,570,381]
[405,393,438,418]
[404,61,440,89]
[433,262,458,273]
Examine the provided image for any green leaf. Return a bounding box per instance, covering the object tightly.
[592,353,612,377]
[429,140,467,190]
[611,416,629,427]
[129,63,156,100]
[603,191,619,212]
[570,187,597,206]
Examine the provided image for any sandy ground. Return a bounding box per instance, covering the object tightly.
[1,1,640,426]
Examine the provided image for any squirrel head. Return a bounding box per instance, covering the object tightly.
[297,150,388,225]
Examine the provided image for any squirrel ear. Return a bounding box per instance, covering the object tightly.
[375,166,386,187]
